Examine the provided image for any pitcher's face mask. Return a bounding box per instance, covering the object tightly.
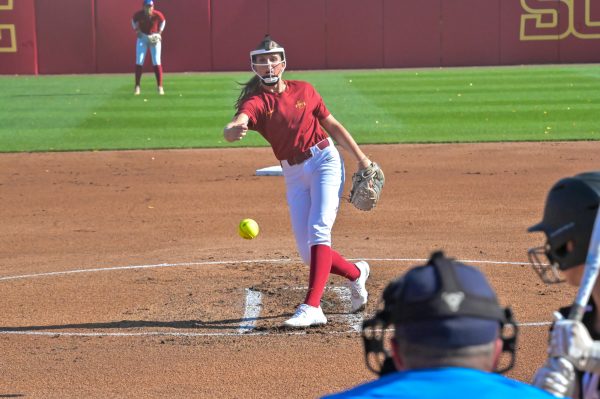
[250,50,286,86]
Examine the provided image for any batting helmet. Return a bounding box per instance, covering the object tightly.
[528,171,600,283]
[250,35,286,86]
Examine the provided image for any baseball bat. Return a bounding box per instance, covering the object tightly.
[568,210,600,321]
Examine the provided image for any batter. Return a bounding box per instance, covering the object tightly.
[530,172,600,398]
[223,35,372,328]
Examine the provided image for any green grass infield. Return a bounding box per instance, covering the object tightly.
[0,64,599,153]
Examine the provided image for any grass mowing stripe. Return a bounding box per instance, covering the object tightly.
[0,65,599,152]
[0,76,133,152]
[342,66,600,142]
[287,72,397,137]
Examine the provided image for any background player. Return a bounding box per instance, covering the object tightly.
[223,35,374,328]
[529,171,600,398]
[132,0,166,95]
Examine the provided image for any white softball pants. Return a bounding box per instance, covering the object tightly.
[281,138,345,265]
[136,36,161,66]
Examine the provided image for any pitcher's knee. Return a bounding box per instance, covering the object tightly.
[298,247,311,265]
[308,232,332,249]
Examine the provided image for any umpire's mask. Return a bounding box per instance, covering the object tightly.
[361,251,518,376]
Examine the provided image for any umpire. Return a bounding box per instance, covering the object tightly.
[323,251,555,398]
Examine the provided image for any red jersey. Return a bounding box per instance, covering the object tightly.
[132,10,165,35]
[238,80,331,161]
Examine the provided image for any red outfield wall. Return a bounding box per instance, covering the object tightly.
[1,0,600,75]
[0,0,37,74]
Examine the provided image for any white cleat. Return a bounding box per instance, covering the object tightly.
[158,86,165,95]
[349,261,370,313]
[134,86,141,95]
[283,304,327,328]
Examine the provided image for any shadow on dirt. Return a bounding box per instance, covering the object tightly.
[0,314,291,332]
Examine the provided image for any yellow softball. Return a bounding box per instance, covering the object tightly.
[238,218,260,240]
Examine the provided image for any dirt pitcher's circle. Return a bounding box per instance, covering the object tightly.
[0,142,595,398]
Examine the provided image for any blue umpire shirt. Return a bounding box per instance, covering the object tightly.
[322,367,557,399]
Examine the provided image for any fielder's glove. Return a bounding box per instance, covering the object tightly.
[532,357,576,398]
[148,33,162,45]
[549,311,600,372]
[349,162,385,211]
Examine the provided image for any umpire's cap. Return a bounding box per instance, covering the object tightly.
[143,0,154,6]
[528,171,600,271]
[384,251,506,348]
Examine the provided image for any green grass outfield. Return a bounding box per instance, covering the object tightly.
[0,64,599,152]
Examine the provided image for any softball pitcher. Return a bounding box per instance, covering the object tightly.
[223,35,372,328]
[132,0,165,95]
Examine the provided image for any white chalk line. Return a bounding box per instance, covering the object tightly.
[0,321,552,338]
[520,322,552,327]
[0,259,293,282]
[330,287,363,332]
[0,257,533,282]
[238,289,262,333]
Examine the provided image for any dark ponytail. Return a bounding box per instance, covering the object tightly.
[235,75,262,109]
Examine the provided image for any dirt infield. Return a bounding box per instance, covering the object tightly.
[1,141,598,398]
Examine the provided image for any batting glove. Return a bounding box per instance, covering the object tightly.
[532,357,576,398]
[549,311,600,372]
